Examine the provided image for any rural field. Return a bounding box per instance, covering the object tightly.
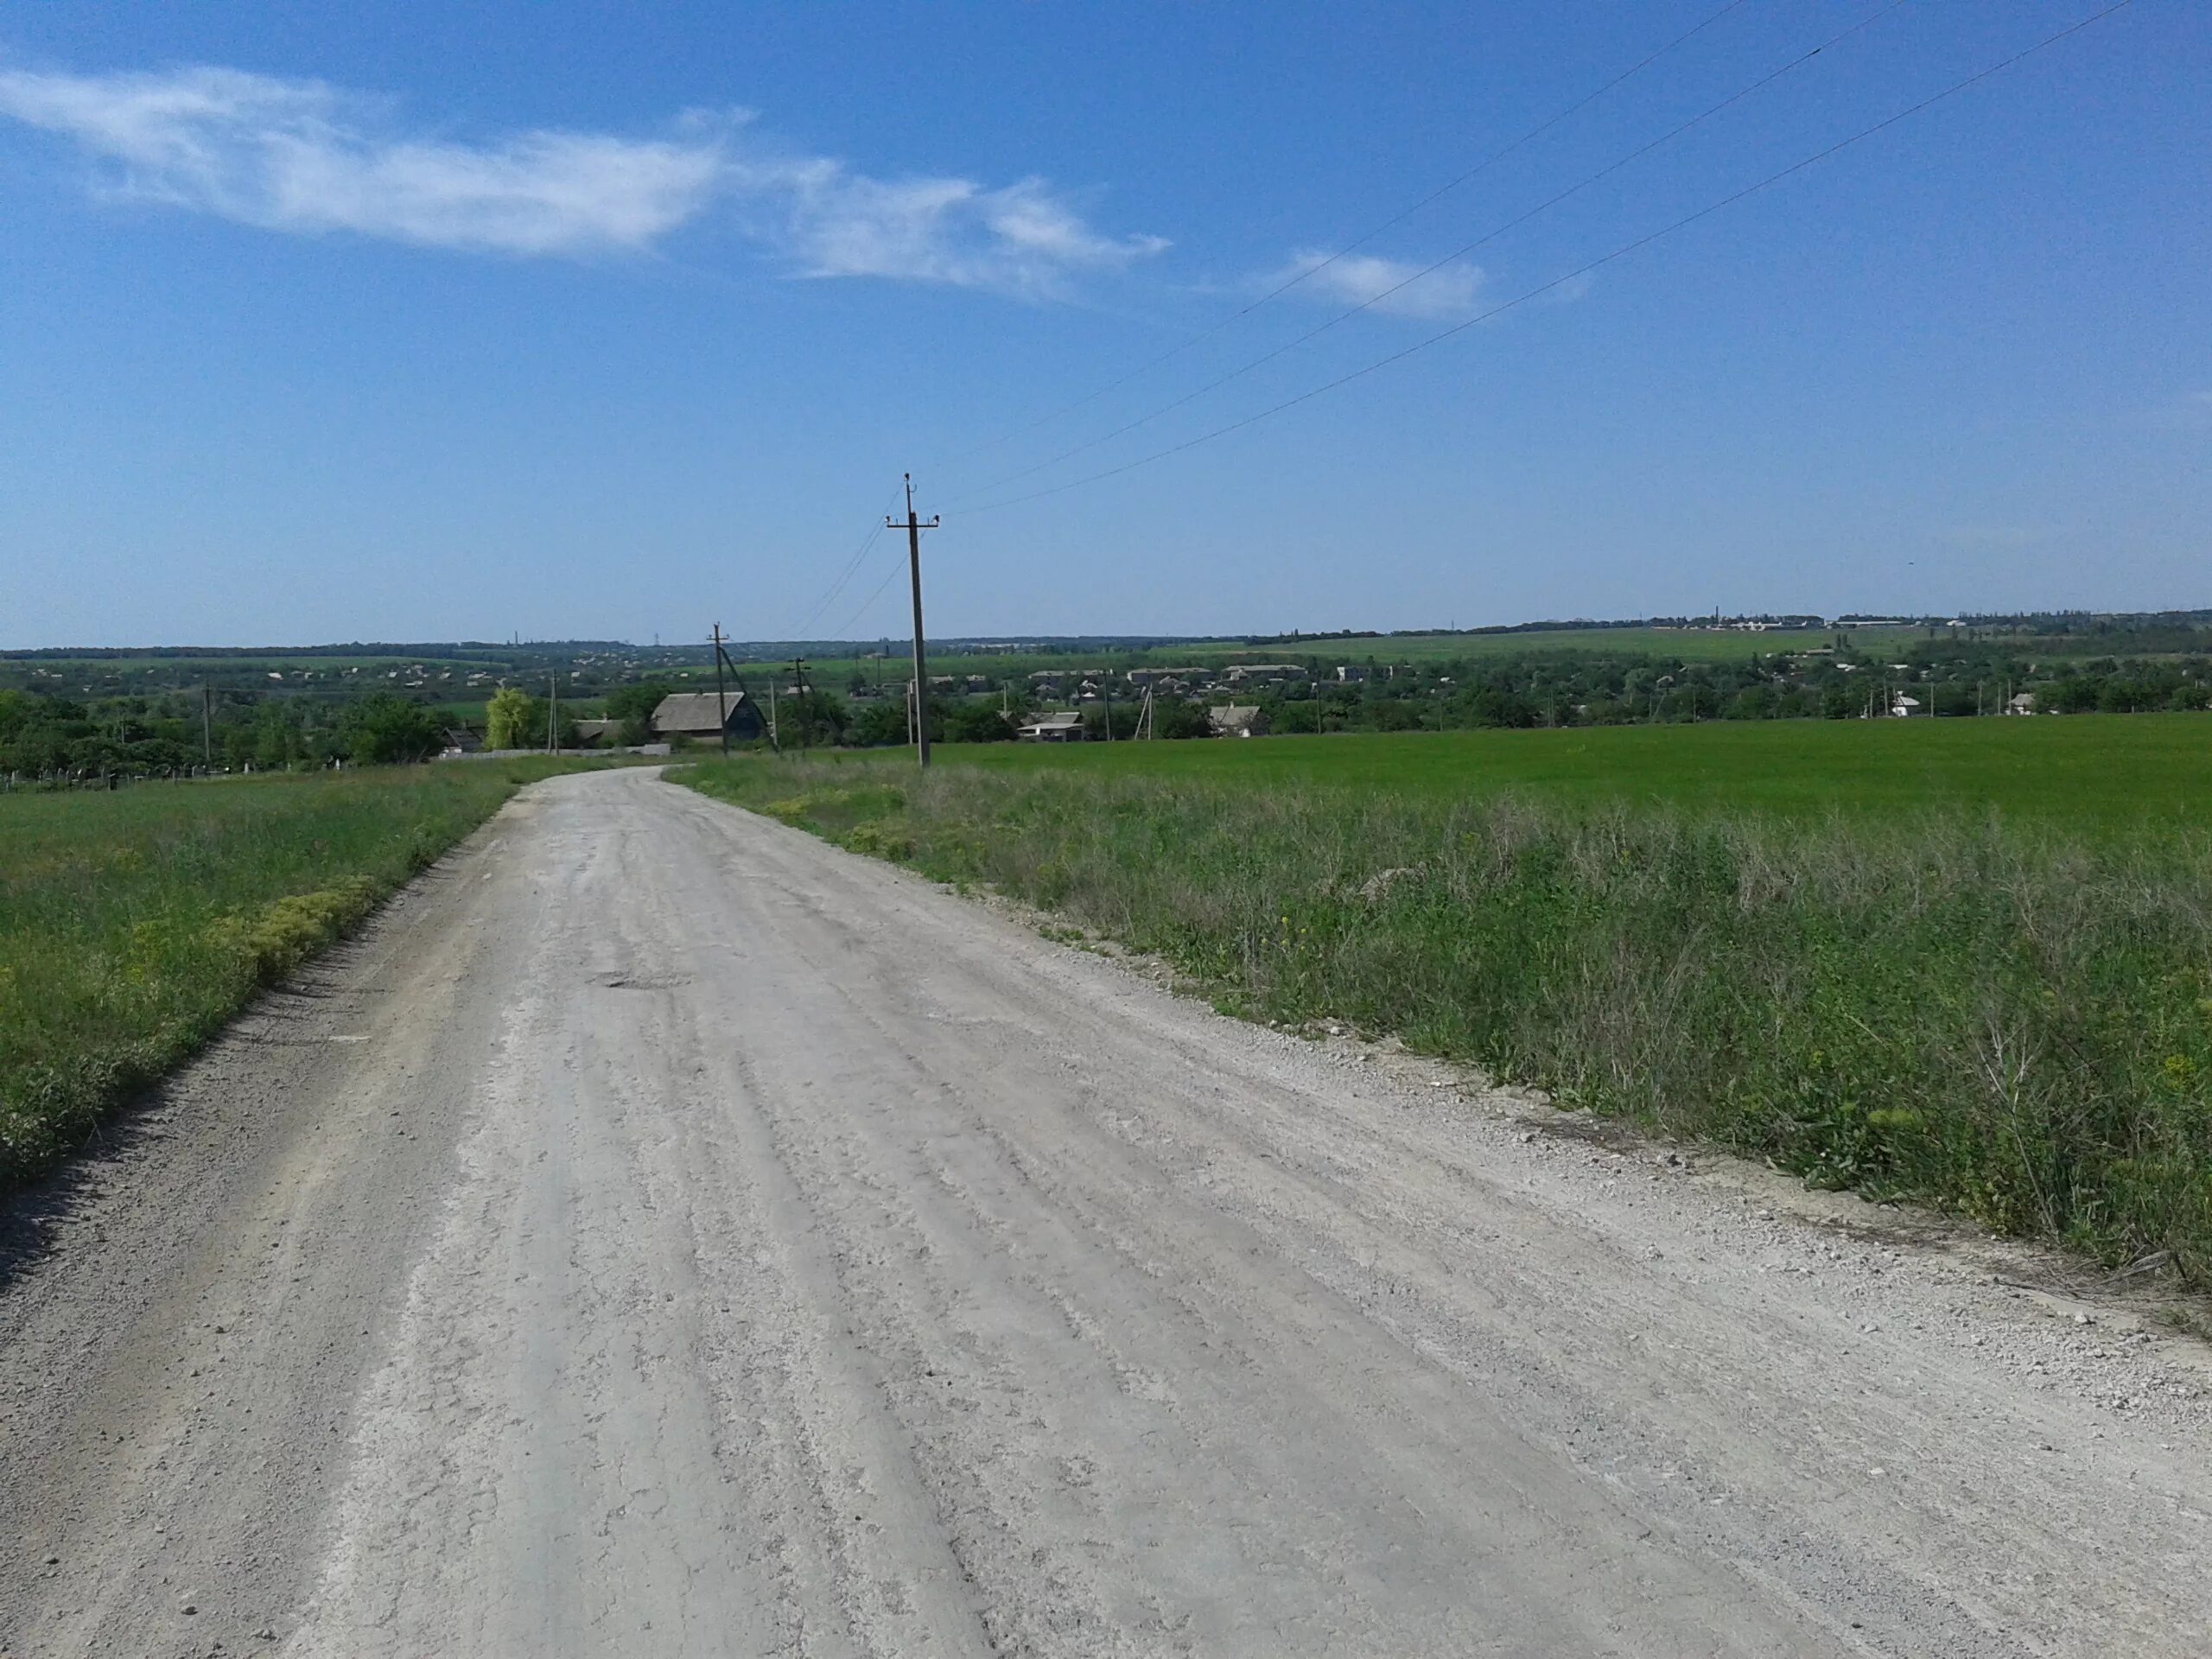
[935,711,2212,831]
[684,713,2212,1280]
[0,759,595,1189]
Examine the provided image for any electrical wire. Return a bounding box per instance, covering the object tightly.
[827,553,906,641]
[957,0,2135,518]
[948,0,1905,507]
[781,483,905,640]
[937,0,1758,469]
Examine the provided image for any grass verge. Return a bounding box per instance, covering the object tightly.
[0,760,592,1191]
[682,753,2212,1281]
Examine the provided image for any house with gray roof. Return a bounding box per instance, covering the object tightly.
[652,690,765,745]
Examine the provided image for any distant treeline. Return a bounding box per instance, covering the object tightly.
[0,640,634,662]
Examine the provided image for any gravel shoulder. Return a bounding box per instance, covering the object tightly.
[2,766,2207,1657]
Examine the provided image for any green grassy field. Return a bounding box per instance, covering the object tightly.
[814,714,2212,833]
[0,760,588,1191]
[683,717,2212,1281]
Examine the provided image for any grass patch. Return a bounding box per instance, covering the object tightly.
[0,759,594,1190]
[934,715,2212,836]
[682,747,2212,1281]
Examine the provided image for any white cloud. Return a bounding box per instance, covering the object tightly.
[1261,247,1484,321]
[0,62,1164,294]
[0,66,722,254]
[730,158,1168,297]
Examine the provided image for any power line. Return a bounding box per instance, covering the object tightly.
[937,0,1758,470]
[781,482,906,640]
[957,0,2135,518]
[825,549,909,640]
[949,0,1904,506]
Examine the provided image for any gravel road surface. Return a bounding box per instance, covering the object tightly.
[3,766,2208,1656]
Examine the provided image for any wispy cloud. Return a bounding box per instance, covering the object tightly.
[728,156,1168,296]
[1259,248,1484,321]
[0,62,1165,295]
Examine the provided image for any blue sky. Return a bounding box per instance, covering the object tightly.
[2,1,2204,647]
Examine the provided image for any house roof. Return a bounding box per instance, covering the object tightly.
[1020,710,1085,730]
[652,691,749,733]
[1208,704,1265,731]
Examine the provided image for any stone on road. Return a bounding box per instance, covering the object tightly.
[2,768,2207,1656]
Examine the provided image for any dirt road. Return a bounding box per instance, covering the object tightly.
[3,767,2208,1656]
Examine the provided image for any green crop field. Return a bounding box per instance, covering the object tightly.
[683,713,2212,1282]
[0,759,598,1191]
[804,712,2212,833]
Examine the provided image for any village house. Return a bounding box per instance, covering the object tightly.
[2005,692,2039,715]
[651,690,765,745]
[1226,664,1308,686]
[1016,710,1086,742]
[1208,704,1272,738]
[569,718,620,747]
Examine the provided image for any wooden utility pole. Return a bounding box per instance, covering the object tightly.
[547,675,559,753]
[200,684,213,771]
[887,475,940,768]
[710,624,731,756]
[787,658,811,747]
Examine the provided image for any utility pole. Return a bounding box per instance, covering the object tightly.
[710,624,731,756]
[547,675,558,753]
[788,658,811,748]
[200,684,213,771]
[887,474,940,767]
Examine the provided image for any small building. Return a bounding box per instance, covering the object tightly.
[1888,695,1923,718]
[2005,692,2038,716]
[1208,704,1272,738]
[1335,664,1370,683]
[570,718,620,748]
[1017,711,1086,742]
[651,690,765,745]
[1226,663,1308,685]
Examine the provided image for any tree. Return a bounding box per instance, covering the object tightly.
[780,689,850,748]
[944,701,1014,743]
[486,685,534,750]
[1084,702,1141,741]
[1153,697,1212,739]
[343,694,445,765]
[604,681,671,745]
[848,700,909,747]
